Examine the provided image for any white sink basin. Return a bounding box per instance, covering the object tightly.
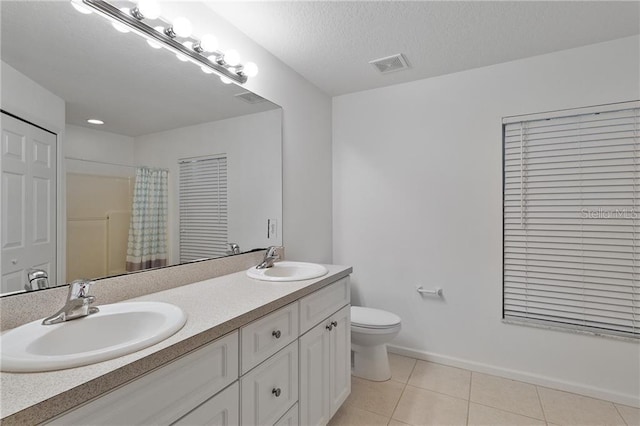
[246,261,329,282]
[0,301,187,372]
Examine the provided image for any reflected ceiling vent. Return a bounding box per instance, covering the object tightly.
[234,91,267,104]
[369,53,410,74]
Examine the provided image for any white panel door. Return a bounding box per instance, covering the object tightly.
[1,112,56,293]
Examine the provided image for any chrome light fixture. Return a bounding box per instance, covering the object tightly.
[72,0,258,84]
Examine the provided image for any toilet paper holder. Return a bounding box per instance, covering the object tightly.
[416,286,443,297]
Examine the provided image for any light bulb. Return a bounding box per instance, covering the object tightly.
[112,9,131,33]
[136,0,161,20]
[87,119,104,125]
[199,34,219,53]
[147,39,162,49]
[223,49,240,66]
[220,76,233,84]
[201,66,214,74]
[171,17,192,38]
[70,1,92,14]
[146,27,163,49]
[112,22,130,33]
[242,62,259,77]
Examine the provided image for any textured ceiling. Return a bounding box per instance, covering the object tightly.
[1,1,278,137]
[206,1,640,96]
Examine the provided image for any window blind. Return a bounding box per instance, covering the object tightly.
[179,155,228,263]
[503,102,640,338]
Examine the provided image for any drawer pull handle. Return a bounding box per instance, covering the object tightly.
[331,321,338,328]
[325,324,333,331]
[272,387,282,397]
[272,330,282,339]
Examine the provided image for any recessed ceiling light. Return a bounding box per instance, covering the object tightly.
[87,119,104,125]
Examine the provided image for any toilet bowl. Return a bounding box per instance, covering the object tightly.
[350,306,401,381]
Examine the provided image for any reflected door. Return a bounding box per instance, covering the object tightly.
[1,112,57,293]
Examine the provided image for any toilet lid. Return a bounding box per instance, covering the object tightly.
[351,306,401,328]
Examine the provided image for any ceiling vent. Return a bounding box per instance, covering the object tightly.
[369,53,410,74]
[234,91,267,104]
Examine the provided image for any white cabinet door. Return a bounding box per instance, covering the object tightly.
[300,303,351,425]
[241,341,298,426]
[274,403,298,426]
[299,318,331,426]
[173,382,239,426]
[1,112,57,293]
[329,305,351,417]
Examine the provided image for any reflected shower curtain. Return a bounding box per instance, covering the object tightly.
[126,167,168,272]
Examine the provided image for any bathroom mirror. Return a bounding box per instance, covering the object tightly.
[0,1,282,296]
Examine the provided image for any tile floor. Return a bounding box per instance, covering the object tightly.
[328,353,640,426]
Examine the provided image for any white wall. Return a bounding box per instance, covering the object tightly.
[65,125,136,177]
[1,61,65,133]
[333,36,640,405]
[163,3,333,263]
[135,109,282,265]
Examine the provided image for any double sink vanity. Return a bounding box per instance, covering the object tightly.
[0,252,352,425]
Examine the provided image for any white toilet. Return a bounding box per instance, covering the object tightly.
[350,306,401,381]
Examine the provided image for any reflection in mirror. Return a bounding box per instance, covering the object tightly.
[0,1,282,296]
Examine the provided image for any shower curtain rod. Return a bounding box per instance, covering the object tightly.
[65,157,168,172]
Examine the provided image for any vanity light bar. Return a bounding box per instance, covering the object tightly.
[78,0,249,84]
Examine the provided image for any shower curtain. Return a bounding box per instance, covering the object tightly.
[126,167,168,272]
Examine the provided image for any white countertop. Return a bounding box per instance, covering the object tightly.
[0,264,351,424]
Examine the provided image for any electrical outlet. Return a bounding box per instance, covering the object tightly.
[267,219,277,239]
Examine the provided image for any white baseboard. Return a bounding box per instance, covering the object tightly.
[387,344,640,408]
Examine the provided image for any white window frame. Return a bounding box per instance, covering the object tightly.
[502,101,639,339]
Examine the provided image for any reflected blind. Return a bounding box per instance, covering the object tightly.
[179,155,228,263]
[503,102,640,338]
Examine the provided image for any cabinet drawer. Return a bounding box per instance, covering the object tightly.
[241,341,298,426]
[274,403,298,426]
[173,382,239,426]
[48,332,239,426]
[240,302,299,373]
[299,277,350,334]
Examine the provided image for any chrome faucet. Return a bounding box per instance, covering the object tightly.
[256,246,280,269]
[227,242,241,255]
[42,280,99,325]
[26,268,49,291]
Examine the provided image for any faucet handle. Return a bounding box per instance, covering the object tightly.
[265,246,281,258]
[68,279,95,300]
